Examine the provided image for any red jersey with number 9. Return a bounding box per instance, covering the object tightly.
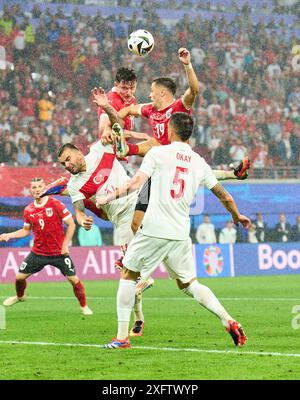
[23,197,72,256]
[97,89,136,138]
[140,98,191,145]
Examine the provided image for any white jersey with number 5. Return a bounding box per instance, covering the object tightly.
[139,141,218,240]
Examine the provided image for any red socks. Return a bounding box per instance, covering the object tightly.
[127,143,139,155]
[15,279,27,298]
[15,279,87,307]
[73,281,87,307]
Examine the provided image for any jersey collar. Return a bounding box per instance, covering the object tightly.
[34,196,49,208]
[170,141,191,147]
[157,98,176,112]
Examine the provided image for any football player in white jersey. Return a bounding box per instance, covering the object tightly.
[57,140,154,336]
[97,112,251,349]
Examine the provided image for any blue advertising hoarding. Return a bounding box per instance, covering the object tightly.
[194,243,300,278]
[195,244,233,278]
[233,243,300,276]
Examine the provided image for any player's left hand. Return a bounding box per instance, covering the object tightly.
[178,48,191,65]
[234,215,251,229]
[92,87,109,108]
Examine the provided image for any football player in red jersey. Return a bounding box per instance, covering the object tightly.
[112,48,250,184]
[93,49,250,234]
[99,50,249,186]
[92,85,250,337]
[116,48,199,149]
[97,67,137,140]
[0,178,93,316]
[97,67,150,144]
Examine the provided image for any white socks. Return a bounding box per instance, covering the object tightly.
[134,293,144,322]
[184,280,233,327]
[213,169,235,181]
[117,279,136,340]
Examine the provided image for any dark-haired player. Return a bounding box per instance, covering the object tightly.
[96,112,249,349]
[56,141,154,335]
[97,67,149,143]
[99,48,250,235]
[93,80,248,336]
[0,178,93,316]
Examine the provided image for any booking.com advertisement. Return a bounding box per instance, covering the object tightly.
[195,243,300,278]
[233,243,300,276]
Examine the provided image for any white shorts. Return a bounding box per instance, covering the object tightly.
[110,192,137,247]
[122,231,196,284]
[113,208,134,247]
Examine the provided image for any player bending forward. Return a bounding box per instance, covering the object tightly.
[56,141,154,336]
[0,178,93,315]
[96,112,250,348]
[96,47,250,235]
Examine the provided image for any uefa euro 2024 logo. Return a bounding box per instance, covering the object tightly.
[203,246,224,277]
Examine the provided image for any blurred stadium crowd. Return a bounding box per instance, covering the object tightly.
[194,212,300,244]
[0,0,299,178]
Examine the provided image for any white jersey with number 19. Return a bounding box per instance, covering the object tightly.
[139,142,218,240]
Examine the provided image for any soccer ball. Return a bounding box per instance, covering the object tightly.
[127,30,154,56]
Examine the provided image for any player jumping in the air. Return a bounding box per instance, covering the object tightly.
[0,178,93,316]
[99,48,250,235]
[97,67,150,144]
[42,51,250,335]
[96,112,250,349]
[55,140,154,335]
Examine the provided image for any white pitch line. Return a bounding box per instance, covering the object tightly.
[0,296,300,301]
[0,340,300,359]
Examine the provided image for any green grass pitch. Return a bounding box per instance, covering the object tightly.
[1,275,300,380]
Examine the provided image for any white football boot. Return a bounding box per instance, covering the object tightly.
[3,295,26,307]
[80,305,93,316]
[135,277,155,295]
[112,123,128,158]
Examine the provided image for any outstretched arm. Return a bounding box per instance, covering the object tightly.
[0,226,31,242]
[179,48,199,109]
[118,104,142,120]
[210,183,251,228]
[92,87,124,127]
[124,129,151,140]
[96,171,149,207]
